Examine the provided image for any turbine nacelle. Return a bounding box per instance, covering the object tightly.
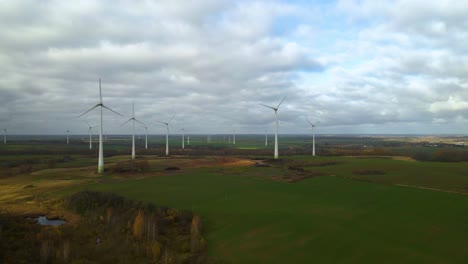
[156,121,169,126]
[260,96,287,112]
[156,115,175,127]
[84,121,99,132]
[307,119,319,128]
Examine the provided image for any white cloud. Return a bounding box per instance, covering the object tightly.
[0,0,467,134]
[430,96,468,113]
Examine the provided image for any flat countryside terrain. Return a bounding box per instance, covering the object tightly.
[2,135,468,263]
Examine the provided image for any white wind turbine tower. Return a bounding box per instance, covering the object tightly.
[156,115,175,156]
[143,126,148,149]
[122,102,146,160]
[232,129,236,145]
[84,121,98,150]
[261,96,287,159]
[265,129,268,146]
[79,78,123,173]
[307,120,319,156]
[2,129,6,144]
[66,129,70,145]
[181,128,185,149]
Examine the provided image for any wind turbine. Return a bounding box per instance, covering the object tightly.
[2,129,6,144]
[79,78,123,173]
[84,121,98,150]
[307,120,319,156]
[66,129,70,145]
[232,129,236,145]
[156,115,175,156]
[265,129,268,147]
[181,128,185,149]
[121,102,146,160]
[261,96,287,159]
[143,126,148,149]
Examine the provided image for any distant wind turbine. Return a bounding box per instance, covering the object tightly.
[265,129,268,147]
[66,129,70,145]
[79,78,123,173]
[307,120,319,156]
[261,96,287,159]
[181,128,185,149]
[84,121,98,150]
[232,129,236,145]
[143,126,148,149]
[156,115,175,156]
[3,129,6,144]
[121,102,146,160]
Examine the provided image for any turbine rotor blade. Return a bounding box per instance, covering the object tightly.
[260,104,276,110]
[277,96,287,109]
[102,105,124,117]
[168,115,175,124]
[121,119,132,126]
[155,121,168,125]
[78,104,100,117]
[84,120,91,127]
[134,119,146,127]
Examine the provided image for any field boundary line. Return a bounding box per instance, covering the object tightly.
[331,175,468,196]
[394,184,467,195]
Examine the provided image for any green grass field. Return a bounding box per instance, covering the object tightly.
[55,156,468,264]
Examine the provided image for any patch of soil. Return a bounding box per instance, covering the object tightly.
[254,162,271,167]
[392,156,416,162]
[288,166,305,172]
[186,157,255,168]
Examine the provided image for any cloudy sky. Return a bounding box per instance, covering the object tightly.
[1,0,467,135]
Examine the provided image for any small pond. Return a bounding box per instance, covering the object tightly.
[35,216,66,226]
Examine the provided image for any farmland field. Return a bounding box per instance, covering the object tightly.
[2,135,468,263]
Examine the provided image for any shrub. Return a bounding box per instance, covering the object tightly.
[110,160,150,173]
[150,241,161,261]
[190,215,204,253]
[66,191,125,214]
[133,210,144,240]
[288,166,305,172]
[411,149,468,162]
[164,166,180,171]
